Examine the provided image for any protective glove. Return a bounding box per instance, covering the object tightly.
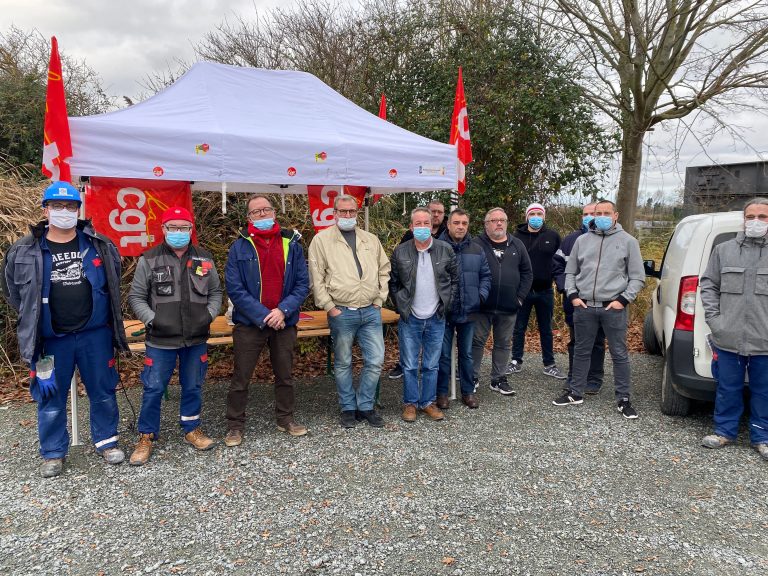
[34,356,57,400]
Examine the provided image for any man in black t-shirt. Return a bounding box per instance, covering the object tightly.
[2,181,128,478]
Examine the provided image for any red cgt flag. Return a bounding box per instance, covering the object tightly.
[41,36,73,183]
[449,67,472,194]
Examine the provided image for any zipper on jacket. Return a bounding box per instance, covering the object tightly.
[592,235,605,302]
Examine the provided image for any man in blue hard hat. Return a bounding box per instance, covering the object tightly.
[1,181,129,478]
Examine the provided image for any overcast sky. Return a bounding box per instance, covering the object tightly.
[2,0,767,201]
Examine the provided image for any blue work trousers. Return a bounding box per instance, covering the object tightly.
[712,348,768,444]
[137,343,208,436]
[30,326,119,459]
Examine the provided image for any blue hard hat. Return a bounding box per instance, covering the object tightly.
[42,181,81,206]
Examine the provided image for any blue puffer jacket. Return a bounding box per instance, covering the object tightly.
[225,227,309,328]
[438,231,492,323]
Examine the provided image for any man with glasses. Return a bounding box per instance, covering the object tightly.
[471,207,533,396]
[2,181,129,477]
[127,206,222,464]
[308,195,391,428]
[700,197,768,460]
[224,195,309,445]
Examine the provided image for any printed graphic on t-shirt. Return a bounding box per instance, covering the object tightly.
[48,237,92,333]
[50,253,84,284]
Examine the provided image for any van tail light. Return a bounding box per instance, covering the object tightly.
[674,275,699,331]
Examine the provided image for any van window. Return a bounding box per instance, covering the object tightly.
[711,232,737,251]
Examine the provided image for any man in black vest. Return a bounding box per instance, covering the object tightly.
[127,206,222,465]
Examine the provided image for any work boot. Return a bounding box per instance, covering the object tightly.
[224,429,243,447]
[421,403,445,421]
[462,393,479,409]
[436,394,450,410]
[101,447,125,465]
[277,421,309,437]
[40,458,64,478]
[401,404,417,423]
[129,433,155,466]
[184,428,216,451]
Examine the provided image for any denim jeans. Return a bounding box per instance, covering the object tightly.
[511,287,555,366]
[437,320,476,396]
[571,306,630,400]
[712,348,768,444]
[138,342,208,436]
[30,326,119,459]
[472,312,516,381]
[328,305,385,412]
[399,313,446,408]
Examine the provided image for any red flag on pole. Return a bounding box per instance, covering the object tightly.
[449,67,472,194]
[371,93,388,205]
[378,93,387,121]
[41,37,73,183]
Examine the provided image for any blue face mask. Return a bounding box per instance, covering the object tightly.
[413,227,431,242]
[337,217,357,231]
[594,216,613,232]
[165,231,191,249]
[582,215,594,228]
[528,216,544,230]
[252,218,274,230]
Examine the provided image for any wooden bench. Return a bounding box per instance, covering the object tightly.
[124,308,400,352]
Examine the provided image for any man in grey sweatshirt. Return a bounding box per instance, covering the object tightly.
[553,199,645,418]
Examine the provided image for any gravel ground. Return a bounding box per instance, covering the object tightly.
[0,352,766,576]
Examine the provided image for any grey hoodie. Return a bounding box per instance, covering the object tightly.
[565,222,645,306]
[700,232,768,356]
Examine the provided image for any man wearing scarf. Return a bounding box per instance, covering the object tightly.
[224,195,310,445]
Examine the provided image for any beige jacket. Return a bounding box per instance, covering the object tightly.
[308,225,391,311]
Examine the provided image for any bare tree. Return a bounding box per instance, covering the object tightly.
[537,1,768,232]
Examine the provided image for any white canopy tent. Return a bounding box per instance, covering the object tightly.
[68,61,457,195]
[63,63,461,445]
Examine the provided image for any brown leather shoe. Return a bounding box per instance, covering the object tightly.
[401,404,417,422]
[436,394,450,409]
[129,433,154,466]
[421,403,445,421]
[462,393,479,409]
[184,428,216,451]
[277,421,308,437]
[224,429,242,447]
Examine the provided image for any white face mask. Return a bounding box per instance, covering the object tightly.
[745,219,768,238]
[48,208,78,230]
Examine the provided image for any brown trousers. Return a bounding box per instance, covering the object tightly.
[226,323,298,429]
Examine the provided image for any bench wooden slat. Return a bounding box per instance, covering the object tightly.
[125,309,397,352]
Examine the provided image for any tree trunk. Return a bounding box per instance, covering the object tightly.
[615,127,645,235]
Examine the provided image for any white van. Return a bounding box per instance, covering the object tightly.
[643,211,743,416]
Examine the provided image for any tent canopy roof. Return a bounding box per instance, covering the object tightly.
[69,62,457,194]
